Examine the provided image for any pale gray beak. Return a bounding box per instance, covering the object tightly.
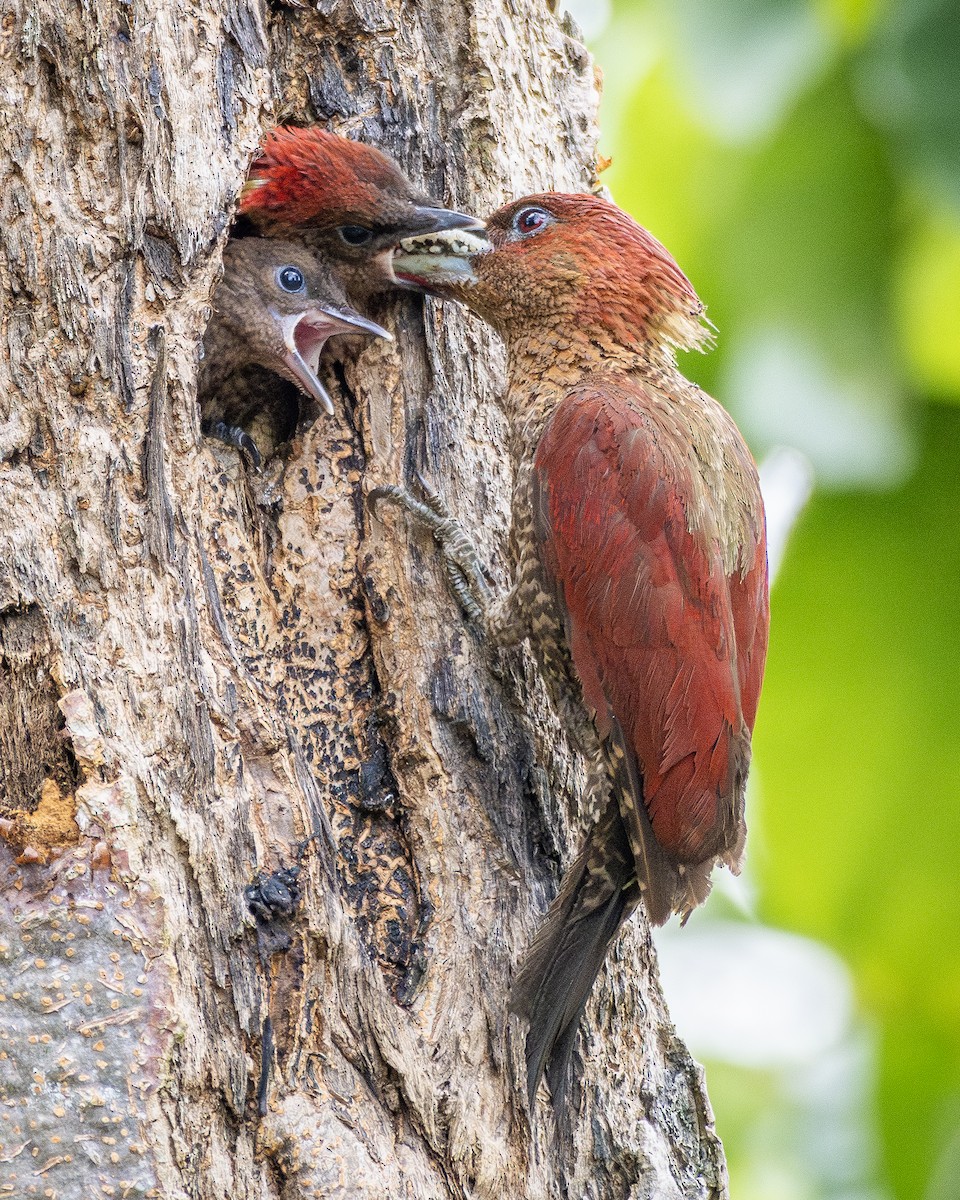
[274,306,392,414]
[402,206,486,236]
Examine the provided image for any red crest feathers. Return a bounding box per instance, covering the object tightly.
[239,126,415,227]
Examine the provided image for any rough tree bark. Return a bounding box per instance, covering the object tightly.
[0,0,730,1196]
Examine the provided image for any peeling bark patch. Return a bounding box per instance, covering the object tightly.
[356,712,398,813]
[430,656,496,764]
[265,1092,401,1200]
[143,325,175,568]
[246,863,301,954]
[282,566,425,1000]
[306,49,357,123]
[0,605,81,854]
[0,778,80,864]
[204,425,427,1001]
[0,845,171,1199]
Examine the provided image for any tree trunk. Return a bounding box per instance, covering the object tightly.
[0,0,729,1196]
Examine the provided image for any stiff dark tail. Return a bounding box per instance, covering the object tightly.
[509,799,639,1109]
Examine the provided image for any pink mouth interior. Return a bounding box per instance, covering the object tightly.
[294,315,342,368]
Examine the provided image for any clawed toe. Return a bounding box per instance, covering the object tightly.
[202,419,263,471]
[368,476,490,624]
[412,471,451,520]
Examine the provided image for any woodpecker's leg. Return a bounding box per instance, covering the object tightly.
[369,476,490,622]
[201,419,263,471]
[368,476,524,642]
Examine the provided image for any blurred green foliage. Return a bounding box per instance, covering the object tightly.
[582,0,960,1196]
[759,415,960,1199]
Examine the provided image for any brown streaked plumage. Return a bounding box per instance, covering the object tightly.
[199,238,389,466]
[384,193,770,1107]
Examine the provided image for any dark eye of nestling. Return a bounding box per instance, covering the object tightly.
[276,265,305,293]
[338,225,374,246]
[513,206,552,237]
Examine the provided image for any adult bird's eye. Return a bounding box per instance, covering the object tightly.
[513,206,552,237]
[276,265,305,293]
[338,225,374,246]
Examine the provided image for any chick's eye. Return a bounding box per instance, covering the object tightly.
[276,265,305,293]
[338,225,374,246]
[513,206,552,237]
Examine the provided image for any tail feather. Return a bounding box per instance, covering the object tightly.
[510,800,639,1108]
[511,720,729,1109]
[606,716,681,927]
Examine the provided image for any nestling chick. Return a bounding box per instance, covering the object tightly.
[199,238,390,467]
[238,126,483,302]
[383,194,769,1107]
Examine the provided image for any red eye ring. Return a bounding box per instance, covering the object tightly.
[513,206,552,238]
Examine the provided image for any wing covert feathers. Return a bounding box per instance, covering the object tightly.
[533,379,767,869]
[513,375,768,1109]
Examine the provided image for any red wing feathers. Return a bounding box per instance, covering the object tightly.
[730,535,769,732]
[533,383,768,867]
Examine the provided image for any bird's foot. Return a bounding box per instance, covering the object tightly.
[202,419,263,471]
[369,473,492,624]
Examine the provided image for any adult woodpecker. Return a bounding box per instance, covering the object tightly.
[237,125,483,303]
[199,238,390,467]
[376,195,770,1106]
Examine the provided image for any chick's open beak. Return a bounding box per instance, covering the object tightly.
[274,306,392,415]
[390,228,492,291]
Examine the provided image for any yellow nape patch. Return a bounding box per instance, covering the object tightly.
[660,306,715,356]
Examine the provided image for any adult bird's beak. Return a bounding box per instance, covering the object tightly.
[273,306,392,414]
[390,227,493,291]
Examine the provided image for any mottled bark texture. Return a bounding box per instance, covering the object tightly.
[0,1,729,1197]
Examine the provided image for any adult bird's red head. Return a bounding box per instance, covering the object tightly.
[239,126,484,301]
[392,191,769,1104]
[392,192,713,358]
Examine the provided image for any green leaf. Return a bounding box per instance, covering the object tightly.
[896,211,960,400]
